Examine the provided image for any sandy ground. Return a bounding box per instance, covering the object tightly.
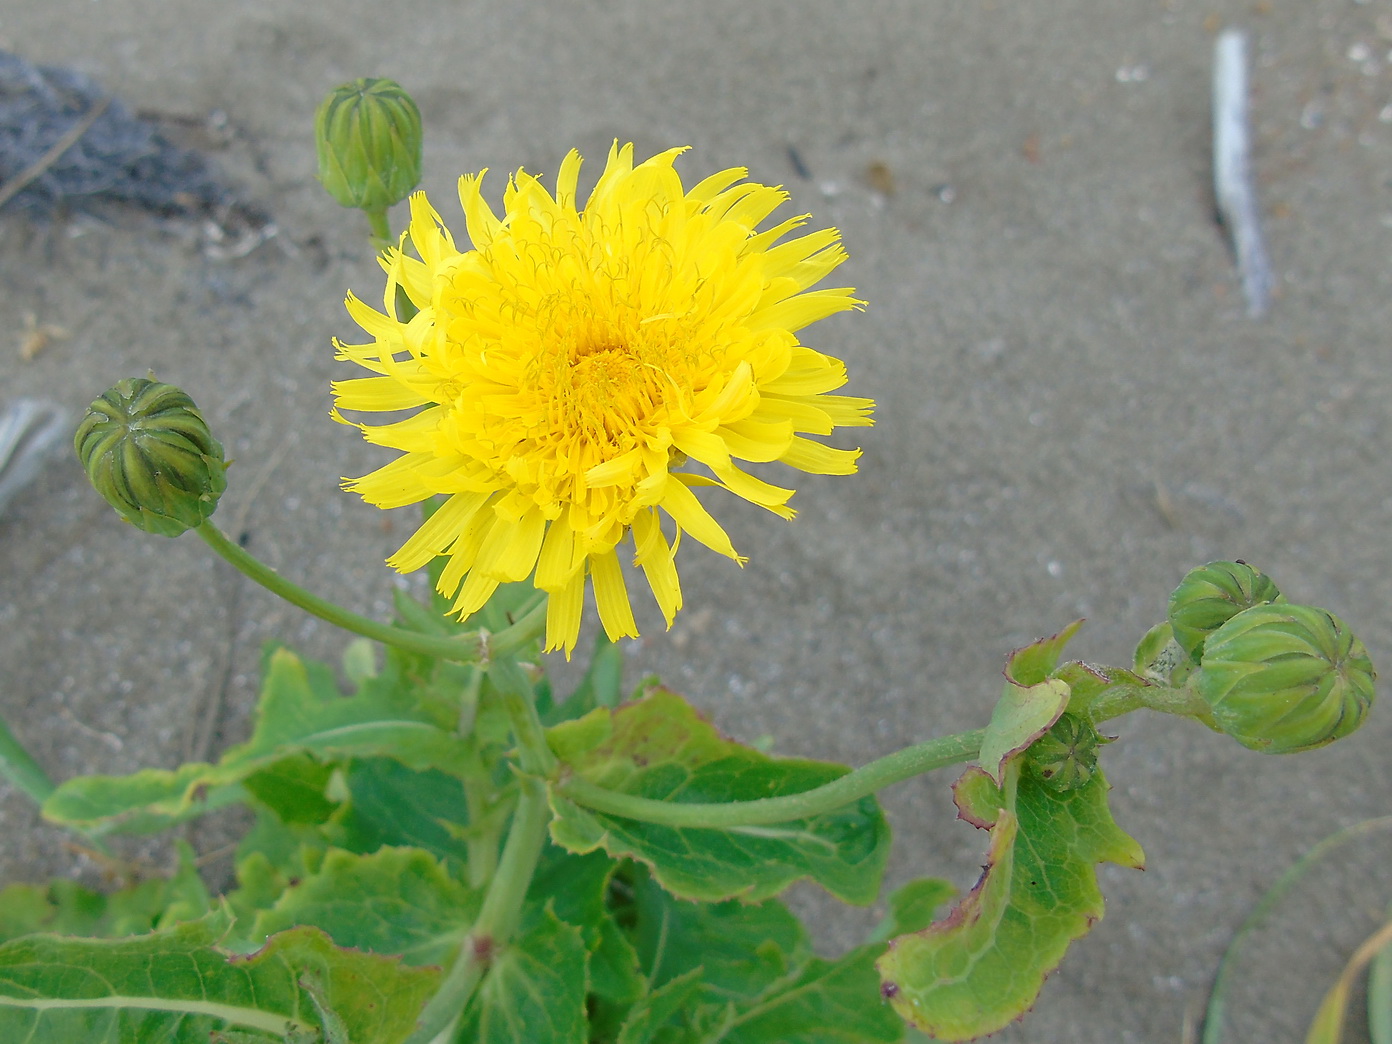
[3,1,1392,1040]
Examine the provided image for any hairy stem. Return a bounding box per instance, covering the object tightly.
[1089,682,1214,728]
[404,775,551,1044]
[560,728,985,829]
[405,655,558,1041]
[195,522,546,663]
[489,657,558,776]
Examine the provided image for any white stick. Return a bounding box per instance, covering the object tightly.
[1214,29,1273,318]
[0,399,69,520]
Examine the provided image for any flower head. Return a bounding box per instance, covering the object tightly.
[75,377,227,537]
[333,143,872,655]
[315,78,423,213]
[1194,603,1374,754]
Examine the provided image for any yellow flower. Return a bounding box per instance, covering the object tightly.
[333,142,873,656]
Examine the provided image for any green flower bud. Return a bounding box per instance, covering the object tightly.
[1167,560,1283,663]
[315,78,423,213]
[75,378,227,537]
[1195,603,1374,754]
[1025,712,1101,792]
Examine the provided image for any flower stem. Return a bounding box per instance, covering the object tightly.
[195,521,546,662]
[560,728,985,829]
[1088,682,1215,728]
[365,206,392,247]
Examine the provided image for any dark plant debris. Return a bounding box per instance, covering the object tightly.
[0,50,238,220]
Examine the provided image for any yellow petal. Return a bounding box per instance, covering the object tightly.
[671,428,732,473]
[780,437,862,475]
[761,346,849,396]
[717,465,796,513]
[555,149,583,210]
[749,288,862,333]
[545,568,586,658]
[741,214,807,256]
[451,568,499,618]
[812,394,876,427]
[436,506,499,595]
[457,170,500,249]
[590,547,638,641]
[759,228,843,280]
[535,513,581,590]
[344,292,401,343]
[687,165,747,204]
[661,479,741,561]
[632,511,682,627]
[387,491,491,572]
[474,508,547,581]
[331,376,432,413]
[347,452,436,509]
[718,417,793,463]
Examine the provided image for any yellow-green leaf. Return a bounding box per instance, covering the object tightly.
[877,762,1143,1040]
[0,912,438,1042]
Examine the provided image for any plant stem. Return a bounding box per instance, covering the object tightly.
[404,775,551,1044]
[195,521,546,663]
[365,206,392,247]
[0,713,54,806]
[1089,682,1215,728]
[406,658,557,1043]
[489,657,558,776]
[560,728,985,829]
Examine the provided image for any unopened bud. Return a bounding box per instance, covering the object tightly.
[1025,712,1101,791]
[1195,603,1374,754]
[315,78,423,213]
[75,378,227,537]
[1167,560,1283,663]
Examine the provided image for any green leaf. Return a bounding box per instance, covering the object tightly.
[299,971,350,1044]
[547,689,890,904]
[615,968,705,1044]
[977,678,1068,786]
[44,646,470,835]
[631,867,809,1003]
[0,842,210,945]
[544,634,625,725]
[625,870,900,1043]
[250,847,479,966]
[708,944,904,1044]
[876,762,1144,1040]
[327,756,479,872]
[528,846,642,1008]
[0,913,439,1042]
[242,754,340,826]
[870,878,958,943]
[221,802,336,940]
[1005,619,1083,686]
[458,905,589,1044]
[975,624,1082,784]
